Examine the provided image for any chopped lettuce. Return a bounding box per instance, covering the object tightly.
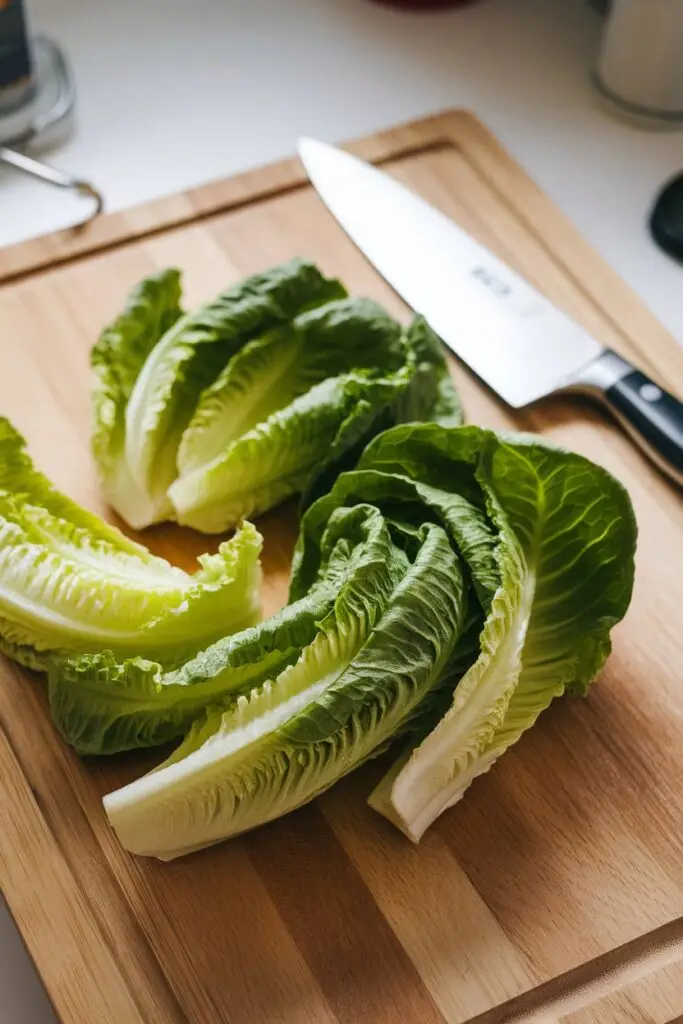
[0,419,262,670]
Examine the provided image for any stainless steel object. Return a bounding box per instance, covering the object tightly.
[0,36,103,227]
[298,137,683,485]
[0,145,103,218]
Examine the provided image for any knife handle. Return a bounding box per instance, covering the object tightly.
[588,354,683,486]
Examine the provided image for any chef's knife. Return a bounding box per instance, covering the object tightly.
[298,138,683,485]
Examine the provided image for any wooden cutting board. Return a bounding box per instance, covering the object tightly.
[1,111,683,1024]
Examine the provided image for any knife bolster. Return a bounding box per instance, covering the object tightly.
[569,349,632,394]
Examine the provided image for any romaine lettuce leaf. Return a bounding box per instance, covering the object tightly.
[91,263,461,533]
[364,425,637,839]
[104,514,468,858]
[122,260,345,526]
[0,419,263,669]
[170,313,464,533]
[299,316,463,507]
[176,297,404,477]
[396,315,462,426]
[91,269,183,529]
[169,368,417,533]
[50,625,302,756]
[50,504,389,754]
[102,422,635,858]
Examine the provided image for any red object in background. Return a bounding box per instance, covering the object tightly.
[369,0,484,8]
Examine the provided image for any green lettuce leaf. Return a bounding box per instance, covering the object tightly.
[122,260,345,526]
[364,425,637,839]
[50,503,389,754]
[92,261,461,533]
[176,297,404,477]
[299,316,463,507]
[169,367,418,533]
[91,269,183,528]
[0,419,263,669]
[396,315,462,426]
[170,312,463,533]
[50,628,302,756]
[103,512,468,858]
[101,422,635,859]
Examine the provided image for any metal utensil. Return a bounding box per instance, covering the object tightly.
[0,145,103,218]
[0,36,103,227]
[298,137,683,485]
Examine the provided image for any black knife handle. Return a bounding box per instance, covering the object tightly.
[602,369,683,484]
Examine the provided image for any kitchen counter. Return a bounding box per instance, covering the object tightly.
[1,0,682,1020]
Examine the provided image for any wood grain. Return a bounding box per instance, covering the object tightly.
[0,110,682,1024]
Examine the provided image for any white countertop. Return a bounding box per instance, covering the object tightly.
[1,0,682,1020]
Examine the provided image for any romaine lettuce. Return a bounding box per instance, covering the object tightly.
[50,505,387,754]
[360,426,638,839]
[91,261,460,531]
[102,424,635,859]
[0,419,262,670]
[104,509,468,858]
[93,260,345,527]
[91,268,183,529]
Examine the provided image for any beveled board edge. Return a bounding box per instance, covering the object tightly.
[467,917,683,1023]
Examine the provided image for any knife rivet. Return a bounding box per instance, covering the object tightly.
[639,383,662,403]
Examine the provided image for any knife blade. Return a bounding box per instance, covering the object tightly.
[298,137,683,485]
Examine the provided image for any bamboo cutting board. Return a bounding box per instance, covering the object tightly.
[1,111,683,1024]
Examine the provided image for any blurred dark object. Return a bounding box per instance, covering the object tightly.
[651,172,683,262]
[0,36,73,148]
[369,0,485,9]
[0,0,34,113]
[589,0,612,13]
